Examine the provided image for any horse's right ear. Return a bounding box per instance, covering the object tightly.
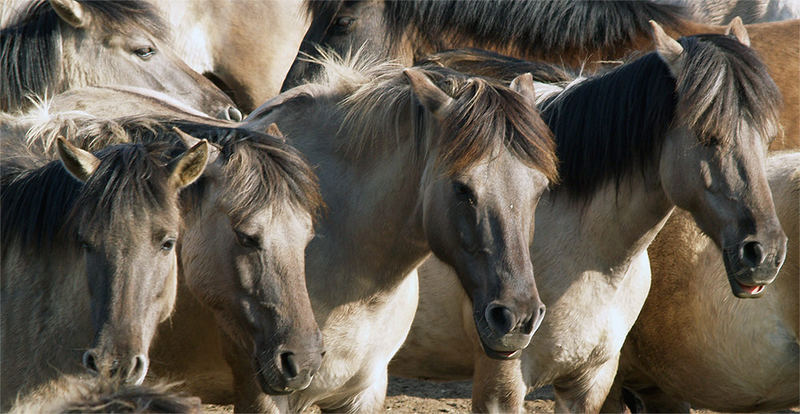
[168,139,210,190]
[724,16,751,47]
[266,123,284,139]
[50,0,88,28]
[404,68,453,118]
[650,20,684,73]
[509,73,537,106]
[172,127,220,165]
[57,137,100,183]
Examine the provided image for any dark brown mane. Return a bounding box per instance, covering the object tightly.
[334,60,558,181]
[0,0,168,111]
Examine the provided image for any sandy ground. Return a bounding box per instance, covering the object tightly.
[203,376,800,413]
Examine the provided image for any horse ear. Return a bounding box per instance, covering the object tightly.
[172,127,219,165]
[168,139,210,190]
[649,20,684,69]
[509,73,537,105]
[404,68,453,118]
[57,136,100,183]
[266,123,284,138]
[49,0,88,28]
[725,16,751,47]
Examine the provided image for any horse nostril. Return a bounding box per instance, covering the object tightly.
[485,304,515,336]
[82,350,98,373]
[740,241,765,267]
[129,354,148,384]
[280,352,299,380]
[227,106,243,122]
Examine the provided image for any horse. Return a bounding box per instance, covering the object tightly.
[601,151,800,413]
[283,0,799,150]
[9,375,201,413]
[660,0,800,24]
[225,53,560,412]
[0,0,241,120]
[388,24,786,412]
[150,0,310,112]
[6,102,327,410]
[1,134,209,410]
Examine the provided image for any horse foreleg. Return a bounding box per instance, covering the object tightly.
[220,334,286,414]
[554,355,620,413]
[471,353,526,413]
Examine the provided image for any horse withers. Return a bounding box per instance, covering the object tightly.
[1,135,209,409]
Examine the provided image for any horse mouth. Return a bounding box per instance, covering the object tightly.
[481,343,521,360]
[731,280,767,298]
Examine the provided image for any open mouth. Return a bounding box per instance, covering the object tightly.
[737,281,765,295]
[730,279,767,298]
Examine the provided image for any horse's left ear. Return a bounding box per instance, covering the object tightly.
[168,139,210,190]
[725,16,751,47]
[404,68,453,118]
[172,127,220,166]
[509,73,537,105]
[57,137,100,183]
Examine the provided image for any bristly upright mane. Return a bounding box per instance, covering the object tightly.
[18,112,324,223]
[0,0,168,112]
[538,33,781,200]
[1,141,178,255]
[307,52,558,182]
[365,0,687,58]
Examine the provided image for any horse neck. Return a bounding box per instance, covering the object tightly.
[251,102,431,307]
[536,155,674,286]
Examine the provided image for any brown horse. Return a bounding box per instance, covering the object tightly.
[389,24,786,412]
[659,0,800,24]
[0,0,240,120]
[602,151,799,413]
[284,0,799,150]
[150,0,310,112]
[1,135,209,410]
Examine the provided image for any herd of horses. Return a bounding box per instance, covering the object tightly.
[0,0,797,413]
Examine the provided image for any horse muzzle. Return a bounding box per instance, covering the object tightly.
[473,301,545,360]
[82,349,149,385]
[723,237,787,298]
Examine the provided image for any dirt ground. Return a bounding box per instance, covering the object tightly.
[203,376,800,413]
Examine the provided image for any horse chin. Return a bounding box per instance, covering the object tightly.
[473,315,530,360]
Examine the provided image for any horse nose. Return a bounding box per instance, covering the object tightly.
[277,350,322,391]
[524,303,546,335]
[485,303,516,336]
[81,350,149,384]
[227,106,243,122]
[739,241,765,268]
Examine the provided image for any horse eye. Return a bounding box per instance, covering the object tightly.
[235,230,261,249]
[453,182,477,206]
[161,238,176,251]
[333,16,355,33]
[134,47,156,60]
[80,241,92,251]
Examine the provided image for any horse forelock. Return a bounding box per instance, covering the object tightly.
[674,34,782,146]
[337,61,558,181]
[0,0,168,112]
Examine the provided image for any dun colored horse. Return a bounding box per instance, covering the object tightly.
[8,102,326,409]
[602,151,799,413]
[390,24,786,412]
[150,0,310,112]
[285,0,799,150]
[0,0,240,120]
[236,54,559,412]
[1,135,208,410]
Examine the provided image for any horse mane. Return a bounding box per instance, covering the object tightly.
[0,0,168,111]
[10,376,200,413]
[305,51,558,181]
[539,34,781,200]
[372,0,688,58]
[1,141,178,255]
[19,110,323,223]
